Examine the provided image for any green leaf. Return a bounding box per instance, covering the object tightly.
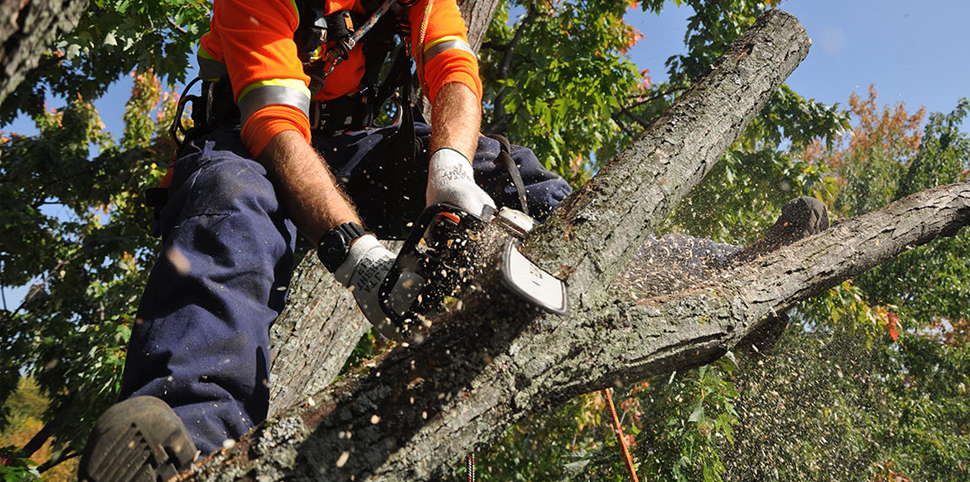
[688,404,705,423]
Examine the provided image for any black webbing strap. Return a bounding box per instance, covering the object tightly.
[144,187,169,237]
[337,46,424,239]
[486,134,530,216]
[383,62,427,238]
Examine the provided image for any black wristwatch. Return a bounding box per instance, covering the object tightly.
[317,222,367,273]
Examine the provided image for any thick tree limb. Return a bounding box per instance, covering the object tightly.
[0,0,88,106]
[198,184,970,482]
[268,258,368,417]
[187,10,898,482]
[455,0,500,53]
[269,242,401,418]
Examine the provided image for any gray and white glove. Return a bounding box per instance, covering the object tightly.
[426,148,496,217]
[333,234,401,340]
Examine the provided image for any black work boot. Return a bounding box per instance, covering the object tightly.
[729,196,829,264]
[78,397,198,482]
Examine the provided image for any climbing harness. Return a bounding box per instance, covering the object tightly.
[300,0,403,97]
[168,0,409,149]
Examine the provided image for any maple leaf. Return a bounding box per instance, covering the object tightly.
[886,311,900,342]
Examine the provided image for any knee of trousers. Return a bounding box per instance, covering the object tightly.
[149,135,298,328]
[167,147,281,224]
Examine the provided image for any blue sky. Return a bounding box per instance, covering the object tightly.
[628,0,970,126]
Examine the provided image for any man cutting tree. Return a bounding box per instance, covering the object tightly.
[75,1,833,480]
[77,0,571,480]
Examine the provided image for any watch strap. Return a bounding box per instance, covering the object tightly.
[317,222,366,273]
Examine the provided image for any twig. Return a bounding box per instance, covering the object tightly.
[166,16,188,36]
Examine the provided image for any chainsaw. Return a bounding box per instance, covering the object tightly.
[378,203,568,336]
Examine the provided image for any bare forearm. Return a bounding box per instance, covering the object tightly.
[429,82,481,162]
[258,130,360,243]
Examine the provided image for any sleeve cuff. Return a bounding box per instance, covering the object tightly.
[428,71,483,104]
[241,104,312,157]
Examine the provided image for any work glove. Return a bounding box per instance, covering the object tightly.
[426,148,497,217]
[333,234,402,340]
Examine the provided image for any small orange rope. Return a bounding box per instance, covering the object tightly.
[604,387,639,482]
[415,0,434,96]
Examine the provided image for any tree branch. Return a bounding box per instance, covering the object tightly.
[0,0,89,105]
[187,10,836,482]
[19,400,72,458]
[166,16,188,36]
[455,0,502,53]
[567,182,970,393]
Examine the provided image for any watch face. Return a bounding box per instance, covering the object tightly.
[322,231,350,267]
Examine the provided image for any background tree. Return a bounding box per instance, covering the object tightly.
[730,90,970,481]
[0,71,184,476]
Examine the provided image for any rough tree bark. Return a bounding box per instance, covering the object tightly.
[0,0,88,105]
[456,0,500,53]
[210,9,970,482]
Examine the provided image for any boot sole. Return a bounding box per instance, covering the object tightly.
[79,397,198,482]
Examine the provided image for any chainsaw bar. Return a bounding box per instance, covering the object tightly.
[378,203,568,337]
[499,240,568,315]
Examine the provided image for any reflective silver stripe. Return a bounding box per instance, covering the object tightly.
[197,54,228,81]
[422,39,475,66]
[238,85,311,126]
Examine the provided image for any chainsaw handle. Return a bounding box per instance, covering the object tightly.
[378,203,470,331]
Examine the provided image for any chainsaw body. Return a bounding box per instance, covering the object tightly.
[378,203,567,336]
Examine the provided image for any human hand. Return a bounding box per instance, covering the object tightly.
[425,148,496,217]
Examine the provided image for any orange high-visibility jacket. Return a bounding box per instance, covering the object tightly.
[197,0,482,157]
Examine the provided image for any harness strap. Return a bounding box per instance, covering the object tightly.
[487,134,530,216]
[384,57,426,238]
[301,0,400,97]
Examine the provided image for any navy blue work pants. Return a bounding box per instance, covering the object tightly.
[118,122,572,454]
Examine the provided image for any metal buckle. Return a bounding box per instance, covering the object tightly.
[309,101,330,131]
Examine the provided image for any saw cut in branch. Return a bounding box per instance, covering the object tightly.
[590,182,970,388]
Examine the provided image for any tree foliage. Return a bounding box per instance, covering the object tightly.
[0,72,175,461]
[479,0,645,186]
[1,378,78,481]
[0,0,208,126]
